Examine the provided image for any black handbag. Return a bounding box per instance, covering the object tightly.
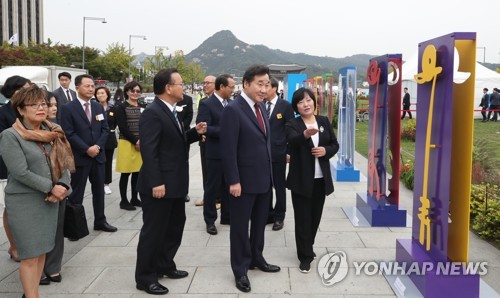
[63,200,89,240]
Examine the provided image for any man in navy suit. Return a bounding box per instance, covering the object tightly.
[220,65,280,293]
[53,72,77,123]
[134,68,206,295]
[196,74,235,235]
[264,76,295,231]
[60,74,117,234]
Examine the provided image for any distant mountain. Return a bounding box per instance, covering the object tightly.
[185,30,375,80]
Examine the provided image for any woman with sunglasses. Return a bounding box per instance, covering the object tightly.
[114,81,143,210]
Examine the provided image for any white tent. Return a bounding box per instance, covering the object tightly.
[401,54,500,118]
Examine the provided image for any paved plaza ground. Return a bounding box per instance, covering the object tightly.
[0,142,499,297]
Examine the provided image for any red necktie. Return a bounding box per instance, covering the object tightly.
[254,103,265,134]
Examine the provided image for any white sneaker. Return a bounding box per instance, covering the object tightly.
[104,185,112,195]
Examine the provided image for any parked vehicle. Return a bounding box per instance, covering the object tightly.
[0,65,88,91]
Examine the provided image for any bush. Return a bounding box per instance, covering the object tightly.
[470,183,500,242]
[399,160,414,190]
[401,119,416,141]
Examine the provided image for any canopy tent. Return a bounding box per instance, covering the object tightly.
[401,53,500,118]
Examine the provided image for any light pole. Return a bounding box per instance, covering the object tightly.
[476,47,486,63]
[154,46,169,71]
[82,16,106,69]
[128,34,147,80]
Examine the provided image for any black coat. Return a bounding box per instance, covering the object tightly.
[286,115,339,197]
[0,102,16,179]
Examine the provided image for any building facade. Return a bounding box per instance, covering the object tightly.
[1,0,44,46]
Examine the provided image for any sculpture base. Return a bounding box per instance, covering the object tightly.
[332,161,361,182]
[395,239,481,298]
[355,192,407,227]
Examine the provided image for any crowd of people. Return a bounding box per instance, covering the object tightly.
[480,87,500,122]
[0,64,339,297]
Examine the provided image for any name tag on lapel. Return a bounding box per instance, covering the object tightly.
[277,113,282,119]
[96,114,104,121]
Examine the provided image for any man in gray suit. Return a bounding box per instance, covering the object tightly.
[53,72,77,123]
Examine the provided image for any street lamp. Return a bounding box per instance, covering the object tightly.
[128,34,147,79]
[154,46,169,71]
[82,16,106,69]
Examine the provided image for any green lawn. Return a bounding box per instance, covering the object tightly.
[354,119,500,176]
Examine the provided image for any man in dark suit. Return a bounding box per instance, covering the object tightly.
[177,93,194,202]
[135,68,206,295]
[54,72,77,123]
[220,65,280,293]
[264,76,295,231]
[194,75,216,207]
[60,74,117,234]
[196,74,235,235]
[401,87,412,119]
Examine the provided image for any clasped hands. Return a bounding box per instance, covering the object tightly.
[303,127,326,157]
[86,144,100,158]
[45,184,68,203]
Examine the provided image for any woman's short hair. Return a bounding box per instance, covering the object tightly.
[11,84,49,118]
[291,87,316,114]
[0,75,31,99]
[95,86,111,102]
[46,91,57,106]
[123,81,142,99]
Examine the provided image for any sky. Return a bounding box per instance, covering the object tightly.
[44,0,500,64]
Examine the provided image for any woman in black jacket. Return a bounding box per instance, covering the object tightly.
[286,87,339,273]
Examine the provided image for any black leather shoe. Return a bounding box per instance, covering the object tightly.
[184,195,190,202]
[249,262,281,272]
[158,269,188,279]
[272,220,284,231]
[120,201,136,210]
[235,275,251,293]
[48,273,62,282]
[39,276,50,285]
[206,224,218,235]
[136,282,169,295]
[130,198,142,207]
[94,222,118,232]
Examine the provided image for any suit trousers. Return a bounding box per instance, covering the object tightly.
[203,159,229,225]
[230,189,271,278]
[43,199,66,277]
[199,141,207,190]
[401,104,412,119]
[269,161,287,221]
[104,149,114,184]
[291,178,326,264]
[135,195,186,286]
[69,162,106,225]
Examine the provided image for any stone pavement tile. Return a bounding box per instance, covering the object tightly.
[357,232,411,248]
[47,294,133,298]
[64,246,136,267]
[285,231,365,249]
[324,195,356,208]
[84,267,194,294]
[290,268,394,295]
[0,255,18,281]
[62,235,98,254]
[188,266,289,294]
[87,230,139,247]
[469,232,500,267]
[239,295,342,298]
[481,266,500,294]
[322,207,349,219]
[388,227,412,233]
[157,295,236,298]
[319,219,391,232]
[174,246,231,267]
[37,267,106,295]
[325,247,396,265]
[181,230,211,247]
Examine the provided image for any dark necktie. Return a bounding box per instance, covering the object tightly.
[66,90,71,101]
[84,102,91,123]
[172,106,182,131]
[254,103,265,134]
[266,101,272,118]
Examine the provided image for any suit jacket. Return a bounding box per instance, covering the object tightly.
[0,102,17,179]
[402,93,410,106]
[177,94,193,130]
[137,97,200,198]
[54,87,77,123]
[104,104,118,150]
[264,98,295,162]
[286,115,339,197]
[60,98,109,166]
[220,95,272,194]
[196,94,228,160]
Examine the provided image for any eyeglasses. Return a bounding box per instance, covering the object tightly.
[129,89,142,94]
[27,102,48,110]
[226,85,236,90]
[168,83,183,87]
[203,81,214,85]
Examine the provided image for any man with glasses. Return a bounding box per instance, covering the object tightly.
[195,75,216,207]
[196,74,235,235]
[61,74,117,235]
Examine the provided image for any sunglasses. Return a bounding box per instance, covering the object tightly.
[129,89,142,94]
